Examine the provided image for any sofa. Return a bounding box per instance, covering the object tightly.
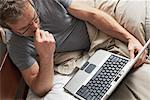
[0,27,28,100]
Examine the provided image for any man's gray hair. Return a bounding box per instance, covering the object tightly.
[0,0,27,28]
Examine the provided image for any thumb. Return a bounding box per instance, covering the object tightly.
[129,49,135,60]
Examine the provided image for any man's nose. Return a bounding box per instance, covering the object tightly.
[31,21,39,32]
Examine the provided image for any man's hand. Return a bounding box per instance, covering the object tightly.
[21,28,56,96]
[128,37,147,68]
[68,0,148,68]
[34,29,56,58]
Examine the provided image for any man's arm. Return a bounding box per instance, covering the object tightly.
[67,0,147,67]
[67,0,133,42]
[21,29,55,97]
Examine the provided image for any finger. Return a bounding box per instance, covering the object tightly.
[44,31,51,41]
[34,28,41,41]
[143,49,148,58]
[45,31,50,38]
[45,32,55,41]
[134,59,142,68]
[40,30,47,41]
[139,50,147,64]
[133,50,147,68]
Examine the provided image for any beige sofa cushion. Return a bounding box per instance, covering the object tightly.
[96,0,146,45]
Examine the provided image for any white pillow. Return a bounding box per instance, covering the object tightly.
[0,27,12,44]
[0,27,6,44]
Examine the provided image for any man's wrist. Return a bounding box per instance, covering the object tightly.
[39,54,54,59]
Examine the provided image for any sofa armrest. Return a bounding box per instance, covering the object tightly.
[0,51,29,99]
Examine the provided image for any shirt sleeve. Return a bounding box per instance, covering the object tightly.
[7,34,36,71]
[58,0,73,8]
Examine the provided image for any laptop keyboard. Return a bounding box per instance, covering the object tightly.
[76,55,128,100]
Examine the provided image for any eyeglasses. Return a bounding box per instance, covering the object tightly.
[19,12,39,35]
[15,1,40,35]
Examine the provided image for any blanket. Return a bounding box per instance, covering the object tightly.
[54,0,150,75]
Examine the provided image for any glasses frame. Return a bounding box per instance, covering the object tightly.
[20,12,39,34]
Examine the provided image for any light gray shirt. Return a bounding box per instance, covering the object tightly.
[7,0,90,70]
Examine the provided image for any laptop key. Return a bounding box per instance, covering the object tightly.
[80,86,88,93]
[87,95,92,100]
[91,96,97,100]
[76,90,82,97]
[84,91,92,99]
[81,89,90,98]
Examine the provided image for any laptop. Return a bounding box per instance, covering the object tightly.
[64,39,150,100]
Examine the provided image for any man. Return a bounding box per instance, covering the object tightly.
[0,0,149,99]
